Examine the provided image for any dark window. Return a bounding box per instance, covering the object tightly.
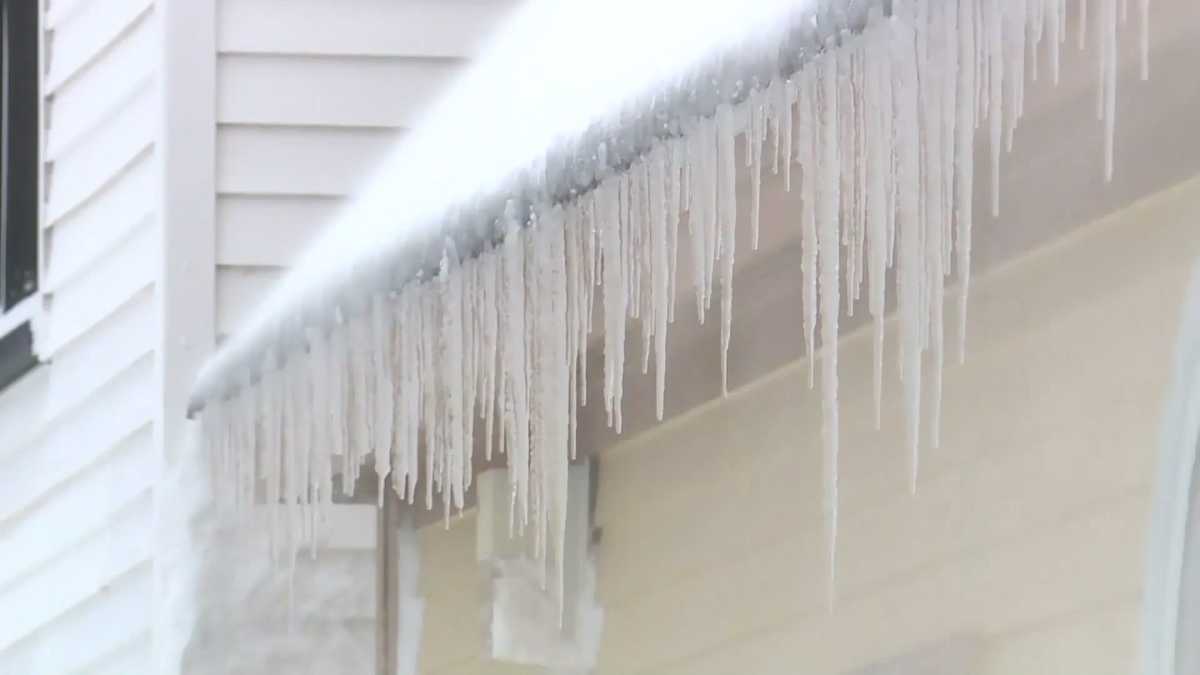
[1,0,38,311]
[0,0,37,393]
[0,319,34,386]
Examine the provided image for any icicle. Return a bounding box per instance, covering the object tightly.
[441,242,467,518]
[637,162,654,376]
[1103,0,1117,181]
[702,120,720,316]
[1079,0,1089,49]
[500,211,531,529]
[686,130,709,325]
[1048,0,1062,84]
[782,79,795,193]
[840,43,863,318]
[1031,0,1043,82]
[565,208,581,460]
[260,354,283,561]
[481,252,499,464]
[717,104,737,397]
[851,45,869,314]
[796,66,819,390]
[650,149,670,420]
[1140,0,1149,80]
[956,0,978,363]
[865,14,890,428]
[201,399,226,505]
[533,215,571,621]
[988,0,1004,217]
[892,16,925,494]
[942,0,960,275]
[463,261,480,495]
[769,78,782,176]
[817,47,841,609]
[600,179,628,434]
[370,294,394,504]
[666,141,682,325]
[750,96,764,251]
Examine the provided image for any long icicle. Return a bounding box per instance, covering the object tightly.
[817,46,842,611]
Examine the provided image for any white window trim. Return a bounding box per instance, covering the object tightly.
[0,292,38,338]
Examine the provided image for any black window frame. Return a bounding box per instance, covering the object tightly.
[0,0,38,392]
[1,0,37,312]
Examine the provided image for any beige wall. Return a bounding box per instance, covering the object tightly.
[414,174,1200,674]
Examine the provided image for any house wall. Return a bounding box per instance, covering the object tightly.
[211,0,517,339]
[0,1,160,673]
[413,174,1200,674]
[188,1,519,672]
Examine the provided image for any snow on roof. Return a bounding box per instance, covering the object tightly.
[192,0,863,407]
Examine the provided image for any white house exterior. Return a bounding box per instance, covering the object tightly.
[0,2,513,673]
[0,1,1199,674]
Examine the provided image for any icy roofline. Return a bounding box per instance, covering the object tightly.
[190,0,877,411]
[190,0,1146,616]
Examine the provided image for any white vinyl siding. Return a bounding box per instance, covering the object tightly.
[190,2,515,671]
[212,0,513,339]
[0,1,159,672]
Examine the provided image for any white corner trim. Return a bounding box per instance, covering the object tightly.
[1142,258,1200,675]
[155,0,216,674]
[156,0,216,458]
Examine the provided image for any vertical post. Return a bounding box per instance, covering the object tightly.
[155,0,216,672]
[376,486,399,675]
[157,0,217,459]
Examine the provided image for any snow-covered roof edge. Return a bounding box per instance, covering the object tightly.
[190,0,884,410]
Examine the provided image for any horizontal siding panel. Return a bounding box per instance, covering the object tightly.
[216,266,281,337]
[218,54,459,128]
[45,84,155,224]
[218,0,516,58]
[0,368,49,462]
[0,566,151,675]
[42,221,156,355]
[44,155,155,290]
[46,11,155,160]
[43,289,155,420]
[979,602,1138,675]
[44,0,90,29]
[79,635,151,675]
[0,493,151,652]
[595,392,1151,611]
[0,431,154,591]
[605,497,1144,675]
[216,195,341,267]
[0,363,154,524]
[216,124,399,196]
[45,0,154,92]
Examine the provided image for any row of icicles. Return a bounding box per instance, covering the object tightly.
[201,0,1146,614]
